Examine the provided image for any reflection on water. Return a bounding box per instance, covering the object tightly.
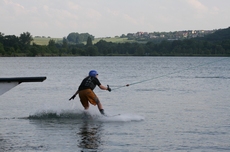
[0,135,9,152]
[77,121,103,150]
[28,115,105,151]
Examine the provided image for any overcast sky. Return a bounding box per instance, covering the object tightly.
[1,0,229,38]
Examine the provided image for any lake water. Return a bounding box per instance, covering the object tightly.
[0,57,229,152]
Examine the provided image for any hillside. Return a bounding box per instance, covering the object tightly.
[32,27,230,46]
[196,27,230,41]
[1,27,230,56]
[32,37,140,45]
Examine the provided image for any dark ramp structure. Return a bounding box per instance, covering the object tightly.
[0,77,46,95]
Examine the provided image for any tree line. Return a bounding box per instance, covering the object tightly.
[0,28,230,56]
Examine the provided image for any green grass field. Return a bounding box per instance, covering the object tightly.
[32,38,62,45]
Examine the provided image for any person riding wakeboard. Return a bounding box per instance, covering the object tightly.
[69,70,111,115]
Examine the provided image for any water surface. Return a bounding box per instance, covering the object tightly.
[0,57,229,151]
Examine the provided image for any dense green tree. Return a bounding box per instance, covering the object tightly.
[135,45,145,55]
[95,40,110,55]
[86,37,93,46]
[62,37,68,49]
[48,39,58,54]
[67,32,94,44]
[221,40,230,52]
[86,46,98,56]
[5,47,16,56]
[214,45,225,54]
[48,39,56,47]
[20,32,33,46]
[67,33,77,43]
[29,46,39,56]
[0,43,5,55]
[0,32,4,43]
[3,35,19,47]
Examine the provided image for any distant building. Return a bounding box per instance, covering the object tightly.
[126,29,215,41]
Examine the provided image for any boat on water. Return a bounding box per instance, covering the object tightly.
[0,77,46,95]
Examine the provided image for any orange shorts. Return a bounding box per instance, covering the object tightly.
[78,89,99,108]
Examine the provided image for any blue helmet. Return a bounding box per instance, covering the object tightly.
[89,70,98,77]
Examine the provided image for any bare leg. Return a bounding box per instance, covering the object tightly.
[97,102,103,110]
[97,101,105,115]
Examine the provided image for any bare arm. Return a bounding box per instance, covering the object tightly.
[99,85,108,90]
[99,85,111,92]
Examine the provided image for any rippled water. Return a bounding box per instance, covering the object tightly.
[0,57,229,152]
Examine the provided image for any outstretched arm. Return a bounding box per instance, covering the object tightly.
[69,90,79,100]
[99,85,111,92]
